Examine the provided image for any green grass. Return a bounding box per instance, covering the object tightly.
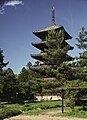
[57,106,87,118]
[21,100,62,115]
[0,101,87,118]
[0,101,62,116]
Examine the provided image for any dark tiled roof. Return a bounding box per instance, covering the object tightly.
[33,24,61,33]
[33,24,72,40]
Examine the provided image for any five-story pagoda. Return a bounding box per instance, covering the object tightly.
[31,4,73,78]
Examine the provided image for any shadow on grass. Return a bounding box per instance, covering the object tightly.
[79,106,87,111]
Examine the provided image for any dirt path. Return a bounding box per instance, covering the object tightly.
[4,110,87,120]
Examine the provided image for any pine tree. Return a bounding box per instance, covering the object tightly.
[0,48,8,70]
[26,61,32,71]
[77,27,87,50]
[3,68,18,102]
[42,28,73,81]
[18,67,41,100]
[41,28,74,112]
[76,27,87,81]
[75,27,87,108]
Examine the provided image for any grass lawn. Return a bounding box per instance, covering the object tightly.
[0,100,87,119]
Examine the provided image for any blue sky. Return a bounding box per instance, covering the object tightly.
[0,0,87,74]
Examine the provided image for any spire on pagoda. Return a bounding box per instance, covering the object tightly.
[52,1,55,25]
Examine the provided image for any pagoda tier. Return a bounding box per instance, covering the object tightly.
[31,53,45,62]
[30,65,50,72]
[31,53,73,62]
[32,41,47,51]
[32,40,74,51]
[31,3,74,76]
[33,25,72,40]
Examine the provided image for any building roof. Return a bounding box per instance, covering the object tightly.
[31,52,73,62]
[32,41,46,50]
[33,24,72,40]
[30,65,50,72]
[31,53,45,62]
[33,24,60,33]
[32,40,74,51]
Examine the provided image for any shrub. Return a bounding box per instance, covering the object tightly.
[22,104,33,111]
[0,103,5,108]
[0,109,22,119]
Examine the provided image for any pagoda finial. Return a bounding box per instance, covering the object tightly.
[52,0,55,25]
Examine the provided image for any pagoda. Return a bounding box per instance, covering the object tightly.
[31,4,73,77]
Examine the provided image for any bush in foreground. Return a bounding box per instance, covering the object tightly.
[0,109,22,120]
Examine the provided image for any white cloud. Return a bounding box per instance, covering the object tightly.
[0,0,24,14]
[4,0,24,7]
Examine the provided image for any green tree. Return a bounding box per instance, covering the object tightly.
[76,27,87,81]
[0,48,8,70]
[18,67,31,100]
[42,28,73,81]
[63,27,87,111]
[71,27,87,108]
[0,75,4,100]
[2,68,18,102]
[26,61,32,71]
[0,48,8,100]
[76,27,87,50]
[39,28,74,112]
[18,67,42,101]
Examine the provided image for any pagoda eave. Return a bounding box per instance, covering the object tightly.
[63,41,74,50]
[30,65,50,72]
[33,25,72,40]
[32,41,46,50]
[31,53,45,61]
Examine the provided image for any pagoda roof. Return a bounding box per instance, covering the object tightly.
[33,24,72,40]
[33,24,59,33]
[31,53,45,62]
[30,65,50,72]
[32,41,47,51]
[32,40,74,51]
[31,53,73,62]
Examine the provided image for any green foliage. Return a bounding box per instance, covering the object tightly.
[0,103,5,108]
[18,67,30,98]
[41,79,63,94]
[0,75,4,97]
[63,107,87,118]
[18,67,29,82]
[17,67,42,100]
[0,103,22,119]
[0,64,42,102]
[26,61,32,70]
[76,27,87,70]
[0,109,22,120]
[0,101,87,118]
[0,48,8,70]
[76,27,87,50]
[74,27,87,108]
[44,29,71,66]
[40,28,73,84]
[0,68,18,101]
[55,63,75,80]
[22,101,61,113]
[64,80,87,111]
[60,27,87,111]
